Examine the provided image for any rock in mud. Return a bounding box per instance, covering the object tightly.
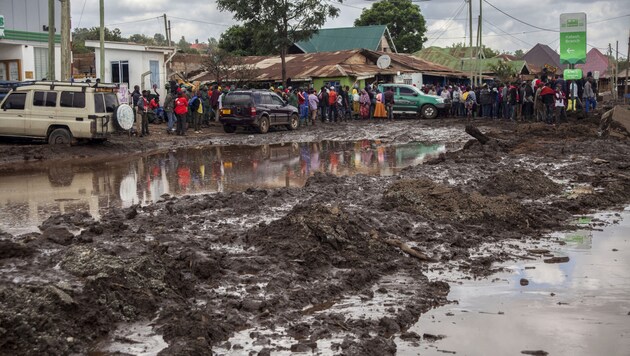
[0,239,35,259]
[475,169,563,199]
[383,178,529,229]
[42,225,74,246]
[520,278,529,286]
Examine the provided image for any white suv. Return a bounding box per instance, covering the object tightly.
[0,81,133,144]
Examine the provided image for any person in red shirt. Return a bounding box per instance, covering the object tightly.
[174,91,188,136]
[327,87,338,123]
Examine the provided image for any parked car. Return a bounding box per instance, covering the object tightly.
[0,81,134,144]
[219,90,299,134]
[377,83,447,119]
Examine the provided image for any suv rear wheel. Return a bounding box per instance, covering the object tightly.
[258,116,270,134]
[287,114,299,131]
[48,128,73,145]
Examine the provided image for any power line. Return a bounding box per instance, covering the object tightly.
[106,16,162,27]
[483,19,533,48]
[76,0,87,28]
[590,14,630,24]
[482,0,558,33]
[428,0,467,47]
[168,16,231,27]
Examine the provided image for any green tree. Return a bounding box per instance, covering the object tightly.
[514,49,525,59]
[218,24,275,56]
[129,33,155,45]
[354,0,427,53]
[153,33,168,46]
[217,0,341,85]
[488,60,518,82]
[72,27,125,53]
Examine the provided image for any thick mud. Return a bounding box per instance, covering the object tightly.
[1,112,630,355]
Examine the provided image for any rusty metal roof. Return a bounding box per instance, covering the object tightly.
[194,49,467,83]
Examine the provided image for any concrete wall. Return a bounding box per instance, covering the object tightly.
[0,0,61,34]
[93,46,168,98]
[0,43,60,80]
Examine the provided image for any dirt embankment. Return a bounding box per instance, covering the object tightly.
[1,115,630,355]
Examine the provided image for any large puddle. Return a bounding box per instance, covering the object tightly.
[399,209,630,356]
[0,140,444,234]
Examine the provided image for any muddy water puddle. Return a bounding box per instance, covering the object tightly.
[0,140,444,234]
[399,210,630,356]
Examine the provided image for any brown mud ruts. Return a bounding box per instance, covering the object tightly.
[1,109,630,355]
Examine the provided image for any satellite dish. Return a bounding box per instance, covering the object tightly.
[115,104,135,131]
[377,55,391,69]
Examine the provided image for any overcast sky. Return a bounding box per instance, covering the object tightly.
[71,0,629,57]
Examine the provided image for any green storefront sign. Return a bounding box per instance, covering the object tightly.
[563,68,583,80]
[0,15,5,39]
[560,13,587,65]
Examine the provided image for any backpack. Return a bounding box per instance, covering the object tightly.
[189,96,200,111]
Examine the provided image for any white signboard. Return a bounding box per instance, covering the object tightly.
[117,83,129,104]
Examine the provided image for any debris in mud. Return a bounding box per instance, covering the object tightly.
[600,105,630,138]
[520,278,529,286]
[422,333,445,342]
[544,256,570,263]
[521,350,549,356]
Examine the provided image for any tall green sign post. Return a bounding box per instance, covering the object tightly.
[560,13,587,65]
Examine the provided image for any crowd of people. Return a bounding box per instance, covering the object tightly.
[433,72,598,124]
[128,72,598,137]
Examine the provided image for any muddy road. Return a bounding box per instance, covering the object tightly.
[1,112,630,355]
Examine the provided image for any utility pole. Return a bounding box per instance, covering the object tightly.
[468,0,473,86]
[608,43,613,98]
[99,0,105,80]
[47,0,55,80]
[478,0,483,86]
[615,40,619,100]
[625,30,629,103]
[60,0,71,81]
[163,14,170,46]
[168,20,173,47]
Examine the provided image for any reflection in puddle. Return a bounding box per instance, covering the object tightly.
[398,210,630,356]
[0,140,444,234]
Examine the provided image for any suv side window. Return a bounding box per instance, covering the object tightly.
[94,93,118,113]
[60,91,86,108]
[261,93,273,105]
[1,93,27,110]
[270,94,284,105]
[253,93,261,105]
[399,87,415,96]
[33,91,58,107]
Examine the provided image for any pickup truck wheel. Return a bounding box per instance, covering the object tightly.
[48,128,73,145]
[421,104,438,119]
[223,125,236,133]
[287,114,299,130]
[258,116,270,134]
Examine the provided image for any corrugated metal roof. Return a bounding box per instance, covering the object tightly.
[195,49,466,83]
[294,26,387,53]
[413,47,529,75]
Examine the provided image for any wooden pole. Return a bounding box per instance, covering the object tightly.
[163,14,169,46]
[99,0,105,80]
[625,30,630,103]
[469,0,474,87]
[60,0,71,81]
[47,0,55,80]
